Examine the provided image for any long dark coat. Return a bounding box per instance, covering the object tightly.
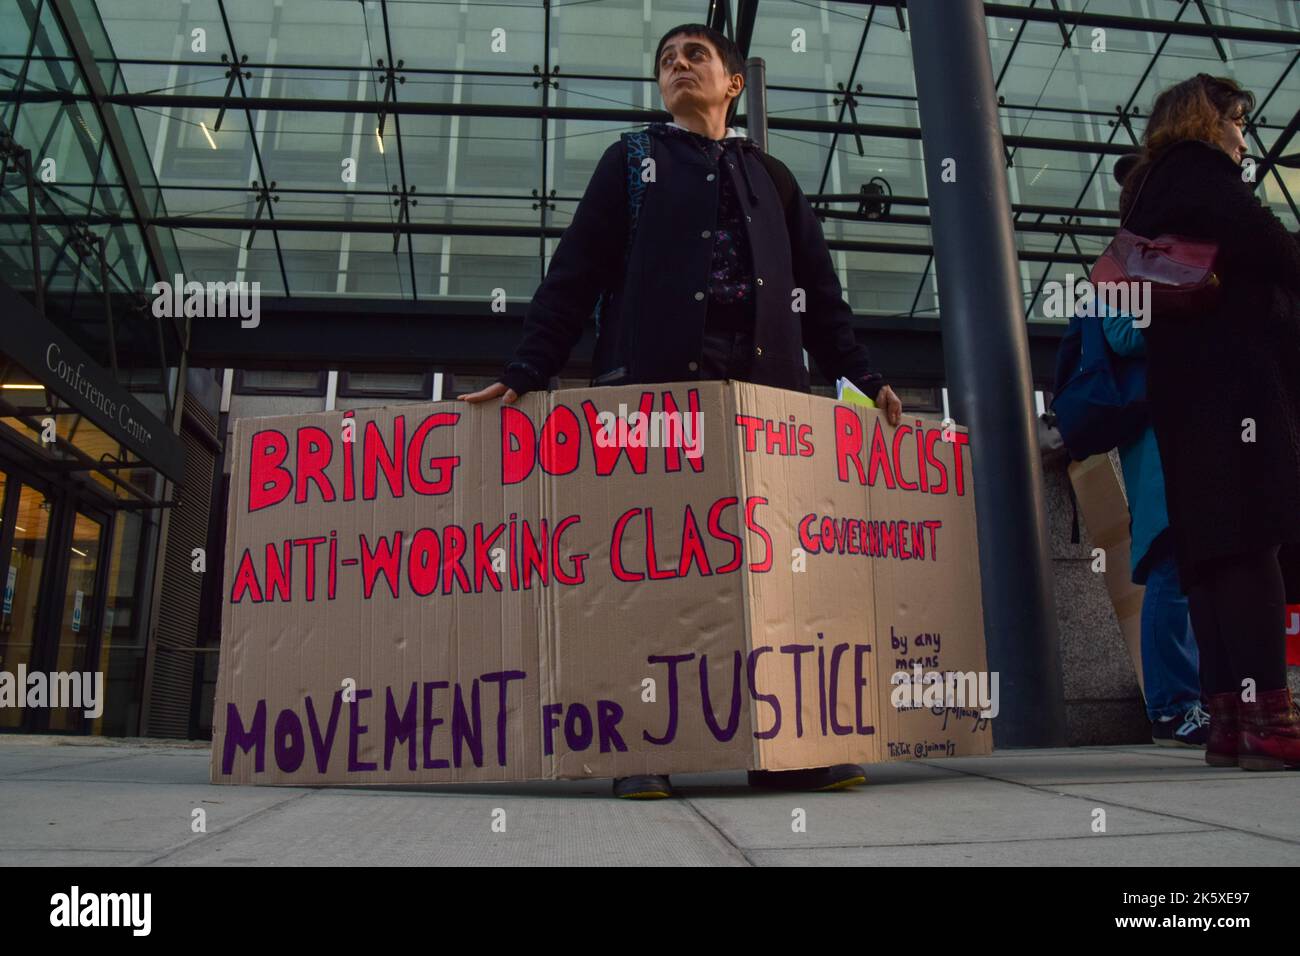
[1121,139,1300,586]
[500,123,884,400]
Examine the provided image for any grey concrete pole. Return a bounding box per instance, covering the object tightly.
[907,0,1067,746]
[744,57,767,150]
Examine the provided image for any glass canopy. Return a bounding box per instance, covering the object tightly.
[3,0,1298,323]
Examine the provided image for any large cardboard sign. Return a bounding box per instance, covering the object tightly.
[212,381,991,785]
[1068,454,1146,695]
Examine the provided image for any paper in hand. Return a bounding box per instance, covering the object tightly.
[836,376,877,408]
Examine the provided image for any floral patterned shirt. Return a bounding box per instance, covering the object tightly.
[662,122,754,309]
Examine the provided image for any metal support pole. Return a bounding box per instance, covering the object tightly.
[18,144,46,319]
[744,57,767,150]
[98,236,120,377]
[907,0,1066,746]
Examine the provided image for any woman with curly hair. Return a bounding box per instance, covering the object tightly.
[1118,73,1300,770]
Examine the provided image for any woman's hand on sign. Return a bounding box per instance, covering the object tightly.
[875,385,903,427]
[459,381,518,405]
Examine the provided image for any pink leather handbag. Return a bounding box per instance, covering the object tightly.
[1091,151,1223,318]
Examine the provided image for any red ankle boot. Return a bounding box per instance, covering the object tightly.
[1238,688,1300,771]
[1204,692,1239,767]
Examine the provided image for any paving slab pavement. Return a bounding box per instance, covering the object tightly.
[1,737,1295,866]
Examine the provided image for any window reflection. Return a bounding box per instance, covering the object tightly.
[93,511,146,737]
[46,511,103,732]
[0,481,51,730]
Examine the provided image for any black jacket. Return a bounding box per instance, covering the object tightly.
[1121,139,1300,585]
[500,123,885,399]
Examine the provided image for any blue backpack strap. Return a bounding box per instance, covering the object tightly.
[594,128,652,333]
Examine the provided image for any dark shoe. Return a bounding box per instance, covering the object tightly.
[1204,692,1239,767]
[747,763,866,792]
[1239,688,1300,771]
[612,774,672,799]
[1150,701,1209,748]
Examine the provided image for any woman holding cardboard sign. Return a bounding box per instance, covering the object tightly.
[462,23,904,799]
[1116,74,1300,770]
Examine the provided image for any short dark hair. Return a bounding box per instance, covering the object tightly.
[653,23,746,125]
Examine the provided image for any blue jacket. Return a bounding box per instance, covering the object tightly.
[1101,310,1167,583]
[500,122,885,398]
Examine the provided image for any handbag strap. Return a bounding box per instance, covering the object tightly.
[1121,161,1155,229]
[1120,145,1181,228]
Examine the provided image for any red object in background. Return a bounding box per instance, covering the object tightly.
[1287,605,1300,666]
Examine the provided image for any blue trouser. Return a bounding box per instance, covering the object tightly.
[1139,550,1202,720]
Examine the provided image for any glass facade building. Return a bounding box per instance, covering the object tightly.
[1,0,1297,737]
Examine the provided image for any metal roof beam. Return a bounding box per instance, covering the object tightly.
[827,0,1300,44]
[735,0,760,58]
[215,0,290,296]
[0,91,1151,157]
[47,0,169,290]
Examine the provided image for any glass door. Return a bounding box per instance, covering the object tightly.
[0,471,55,731]
[0,466,110,733]
[44,509,106,732]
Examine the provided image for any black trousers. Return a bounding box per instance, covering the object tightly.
[1186,545,1288,696]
